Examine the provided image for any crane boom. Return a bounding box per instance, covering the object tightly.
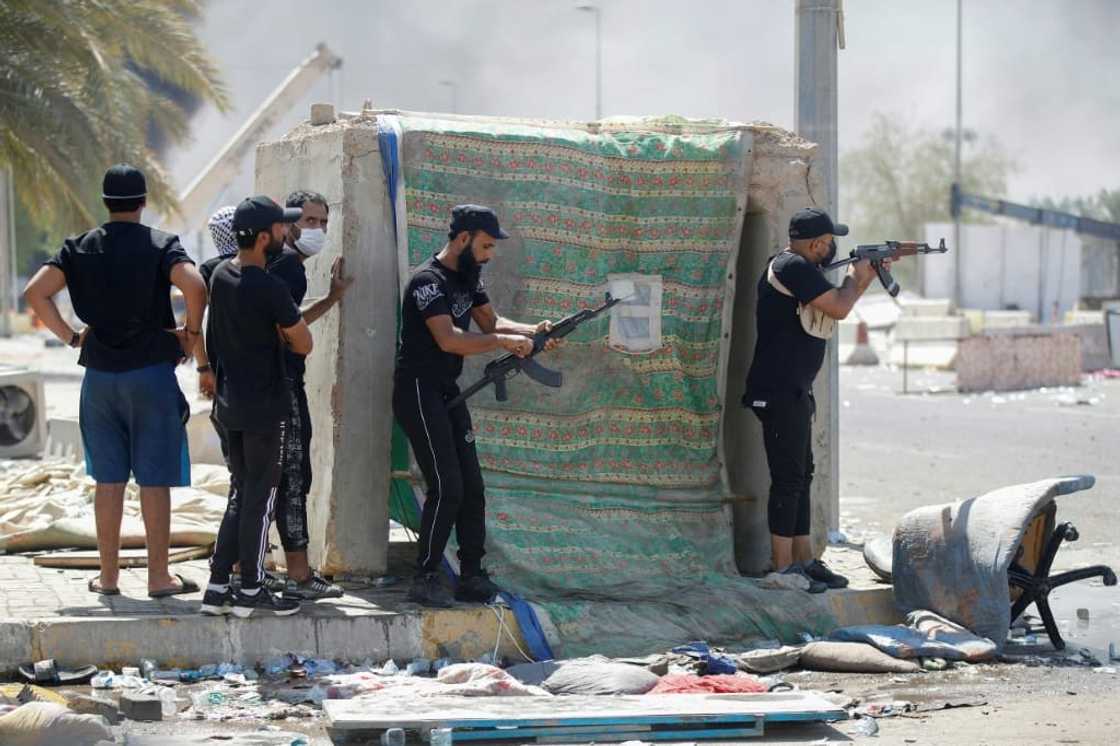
[167,43,343,238]
[951,183,1120,242]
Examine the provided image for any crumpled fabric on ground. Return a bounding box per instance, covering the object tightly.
[648,673,767,694]
[670,641,738,675]
[313,664,551,702]
[540,656,660,695]
[829,610,997,662]
[756,572,810,591]
[0,702,113,746]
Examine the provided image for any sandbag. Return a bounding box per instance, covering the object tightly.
[0,702,113,746]
[734,645,802,674]
[541,656,660,695]
[799,642,921,674]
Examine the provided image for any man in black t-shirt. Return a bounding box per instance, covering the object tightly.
[199,195,312,619]
[196,197,352,600]
[743,208,880,592]
[24,164,207,599]
[394,205,556,607]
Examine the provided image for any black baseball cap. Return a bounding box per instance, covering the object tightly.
[232,195,302,239]
[788,207,848,240]
[450,204,510,239]
[101,164,147,200]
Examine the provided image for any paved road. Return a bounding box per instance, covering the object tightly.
[839,365,1120,572]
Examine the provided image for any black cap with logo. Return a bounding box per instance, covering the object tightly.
[788,207,848,240]
[101,164,147,200]
[232,195,302,239]
[450,204,510,239]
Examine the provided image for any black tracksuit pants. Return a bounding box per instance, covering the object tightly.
[392,375,486,576]
[208,421,286,590]
[751,391,815,538]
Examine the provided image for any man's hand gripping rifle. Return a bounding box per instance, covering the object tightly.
[447,292,625,409]
[824,238,949,297]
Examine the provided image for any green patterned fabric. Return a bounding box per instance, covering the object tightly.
[393,115,835,656]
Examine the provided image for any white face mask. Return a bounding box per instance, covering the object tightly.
[294,227,326,257]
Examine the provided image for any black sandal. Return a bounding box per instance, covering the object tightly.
[148,573,200,598]
[87,577,120,596]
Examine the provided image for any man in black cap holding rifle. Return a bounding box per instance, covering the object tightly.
[743,208,885,593]
[199,196,312,618]
[393,205,557,607]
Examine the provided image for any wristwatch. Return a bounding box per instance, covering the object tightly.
[196,364,211,373]
[69,331,81,348]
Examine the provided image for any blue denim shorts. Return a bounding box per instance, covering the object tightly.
[79,363,191,487]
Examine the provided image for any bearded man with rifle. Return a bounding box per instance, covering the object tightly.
[393,205,559,607]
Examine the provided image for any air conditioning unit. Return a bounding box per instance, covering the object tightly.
[0,366,46,458]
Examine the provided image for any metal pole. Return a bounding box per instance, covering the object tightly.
[577,3,603,120]
[795,0,840,532]
[0,167,14,337]
[953,0,963,309]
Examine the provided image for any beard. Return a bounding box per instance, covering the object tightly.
[822,239,838,266]
[265,234,285,259]
[459,237,488,282]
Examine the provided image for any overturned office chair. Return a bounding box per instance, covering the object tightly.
[1008,500,1117,650]
[890,475,1116,652]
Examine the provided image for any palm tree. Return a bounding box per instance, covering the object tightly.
[0,0,229,231]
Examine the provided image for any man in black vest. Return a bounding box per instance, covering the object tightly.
[24,164,207,598]
[743,208,881,593]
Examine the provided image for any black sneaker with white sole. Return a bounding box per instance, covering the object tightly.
[455,570,503,603]
[230,571,286,594]
[803,559,849,589]
[407,572,454,608]
[199,588,233,616]
[285,571,344,600]
[231,587,301,618]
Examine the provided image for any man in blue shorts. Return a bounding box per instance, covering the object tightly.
[23,164,207,598]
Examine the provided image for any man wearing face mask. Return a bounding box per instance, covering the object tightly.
[235,190,351,600]
[200,195,312,617]
[393,205,557,607]
[743,208,883,593]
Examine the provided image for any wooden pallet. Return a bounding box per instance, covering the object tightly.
[325,691,845,743]
[32,544,212,569]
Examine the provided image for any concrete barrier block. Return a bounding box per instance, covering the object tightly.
[893,316,970,341]
[888,340,960,369]
[976,310,1033,330]
[1064,310,1104,325]
[899,298,952,317]
[957,331,1081,392]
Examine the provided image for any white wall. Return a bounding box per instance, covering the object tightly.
[922,222,1082,323]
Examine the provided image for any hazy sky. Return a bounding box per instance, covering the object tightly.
[168,0,1120,216]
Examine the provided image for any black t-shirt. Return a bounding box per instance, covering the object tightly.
[198,255,227,288]
[267,248,308,379]
[744,250,835,404]
[46,222,192,372]
[206,260,302,432]
[396,255,490,383]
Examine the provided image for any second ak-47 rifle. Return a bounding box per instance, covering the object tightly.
[447,292,624,409]
[824,238,949,297]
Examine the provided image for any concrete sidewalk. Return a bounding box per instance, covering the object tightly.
[0,549,898,673]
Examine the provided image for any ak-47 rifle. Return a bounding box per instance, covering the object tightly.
[447,292,624,409]
[824,238,949,297]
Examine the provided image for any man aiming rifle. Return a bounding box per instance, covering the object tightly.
[392,205,559,607]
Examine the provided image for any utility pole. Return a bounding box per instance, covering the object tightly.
[795,0,842,533]
[0,168,14,337]
[576,2,603,119]
[953,0,963,309]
